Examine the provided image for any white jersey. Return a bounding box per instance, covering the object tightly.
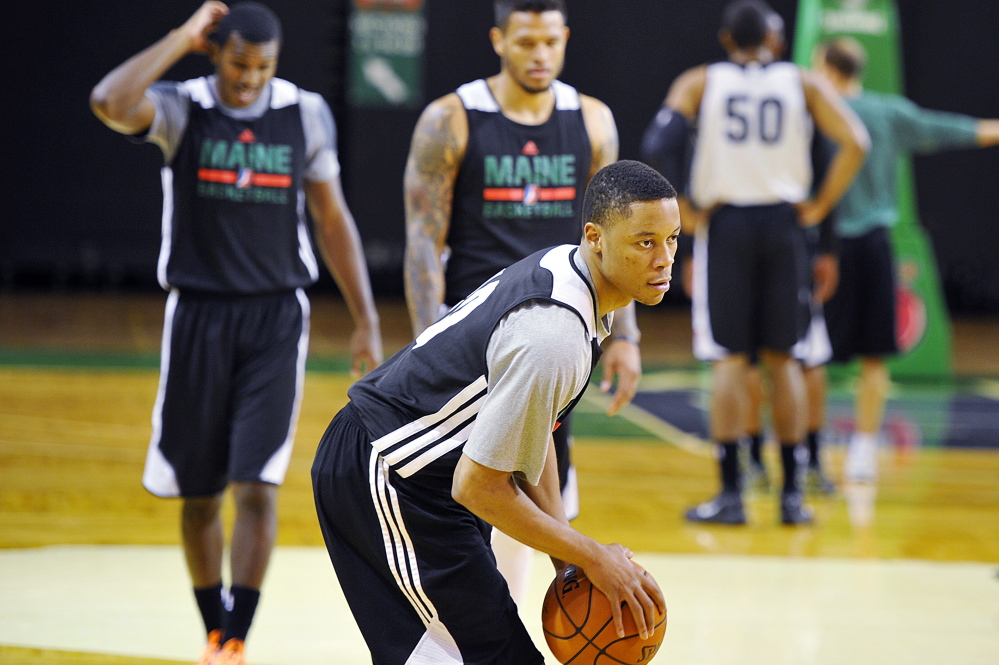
[690,60,813,209]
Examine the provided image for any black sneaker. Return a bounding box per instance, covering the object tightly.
[803,467,836,496]
[780,491,814,525]
[685,491,746,525]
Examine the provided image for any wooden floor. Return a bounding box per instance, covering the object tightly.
[2,292,999,665]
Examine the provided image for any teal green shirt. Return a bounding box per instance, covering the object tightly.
[837,91,978,238]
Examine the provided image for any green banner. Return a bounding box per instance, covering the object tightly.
[347,0,426,108]
[793,0,952,378]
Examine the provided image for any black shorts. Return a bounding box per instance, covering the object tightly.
[143,288,309,497]
[825,227,898,362]
[692,204,810,358]
[312,403,544,665]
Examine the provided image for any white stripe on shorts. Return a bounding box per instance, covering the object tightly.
[368,449,463,664]
[260,288,311,484]
[143,289,181,497]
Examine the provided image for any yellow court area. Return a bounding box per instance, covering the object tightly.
[2,296,999,665]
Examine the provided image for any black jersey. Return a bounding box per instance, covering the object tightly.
[444,79,593,305]
[161,77,319,294]
[348,244,602,480]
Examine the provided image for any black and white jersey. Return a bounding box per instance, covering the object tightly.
[444,79,592,305]
[146,76,340,294]
[690,61,813,209]
[348,245,603,480]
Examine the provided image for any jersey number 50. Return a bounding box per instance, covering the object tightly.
[725,95,784,144]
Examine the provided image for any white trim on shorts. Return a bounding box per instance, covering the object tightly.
[368,449,463,664]
[143,289,182,497]
[691,227,731,362]
[259,288,311,484]
[792,304,833,369]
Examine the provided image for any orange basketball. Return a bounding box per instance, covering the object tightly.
[541,563,667,664]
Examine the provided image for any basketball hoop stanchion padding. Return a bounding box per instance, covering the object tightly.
[793,0,952,379]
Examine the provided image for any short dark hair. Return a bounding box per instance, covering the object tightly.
[822,36,867,79]
[582,160,677,228]
[210,2,283,47]
[494,0,567,30]
[722,0,772,49]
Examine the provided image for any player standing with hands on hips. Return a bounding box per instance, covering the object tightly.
[403,0,643,605]
[641,0,868,525]
[314,160,675,665]
[90,2,382,663]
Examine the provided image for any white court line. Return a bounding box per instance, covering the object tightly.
[2,545,996,665]
[579,389,714,456]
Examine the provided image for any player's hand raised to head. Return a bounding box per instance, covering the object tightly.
[182,1,230,54]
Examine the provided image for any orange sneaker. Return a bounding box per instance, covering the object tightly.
[194,630,223,665]
[213,638,247,665]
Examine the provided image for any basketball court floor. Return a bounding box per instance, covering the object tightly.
[2,294,998,665]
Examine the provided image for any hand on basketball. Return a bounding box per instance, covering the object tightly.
[180,1,229,54]
[584,544,665,640]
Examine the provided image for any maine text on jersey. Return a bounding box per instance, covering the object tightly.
[481,153,577,219]
[196,134,293,205]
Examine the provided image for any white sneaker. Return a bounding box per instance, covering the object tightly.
[844,436,878,482]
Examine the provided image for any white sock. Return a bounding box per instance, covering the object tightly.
[491,527,534,607]
[850,432,878,450]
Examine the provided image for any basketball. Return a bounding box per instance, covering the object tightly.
[541,563,667,664]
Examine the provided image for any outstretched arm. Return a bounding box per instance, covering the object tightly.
[306,178,382,378]
[90,1,228,134]
[976,120,999,147]
[403,94,467,337]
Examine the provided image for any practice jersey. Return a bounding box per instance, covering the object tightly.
[348,245,605,484]
[689,61,813,209]
[445,79,592,305]
[145,76,341,294]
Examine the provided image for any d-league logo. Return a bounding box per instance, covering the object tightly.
[638,644,659,662]
[481,141,577,217]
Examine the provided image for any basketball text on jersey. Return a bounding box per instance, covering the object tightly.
[196,138,294,204]
[481,153,578,218]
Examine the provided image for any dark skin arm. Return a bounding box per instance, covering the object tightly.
[581,94,642,414]
[91,1,228,135]
[403,94,467,337]
[452,439,664,639]
[305,179,382,377]
[664,66,711,235]
[798,69,870,226]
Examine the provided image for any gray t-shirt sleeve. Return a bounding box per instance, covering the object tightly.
[299,90,341,182]
[144,81,191,163]
[463,301,592,486]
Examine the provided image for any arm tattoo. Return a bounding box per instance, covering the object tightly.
[404,99,464,335]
